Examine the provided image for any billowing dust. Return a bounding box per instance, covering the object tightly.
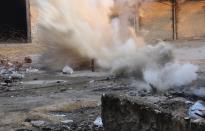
[36,0,198,90]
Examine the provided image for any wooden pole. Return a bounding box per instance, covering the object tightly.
[172,0,177,40]
[134,5,141,33]
[91,59,95,72]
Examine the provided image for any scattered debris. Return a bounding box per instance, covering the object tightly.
[89,80,95,83]
[54,114,66,117]
[11,71,24,79]
[26,67,39,73]
[24,118,32,122]
[61,119,74,124]
[93,116,103,127]
[0,58,29,85]
[15,129,32,131]
[30,120,47,127]
[188,101,205,119]
[62,65,74,74]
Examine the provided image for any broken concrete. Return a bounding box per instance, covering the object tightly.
[102,94,205,131]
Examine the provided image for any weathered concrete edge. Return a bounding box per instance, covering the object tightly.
[101,93,205,131]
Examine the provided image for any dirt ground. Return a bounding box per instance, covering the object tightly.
[0,40,205,131]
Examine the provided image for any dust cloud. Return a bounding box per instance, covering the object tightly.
[36,0,198,90]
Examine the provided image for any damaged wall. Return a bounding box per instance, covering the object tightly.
[178,1,205,39]
[0,0,204,43]
[135,0,205,42]
[28,0,205,43]
[138,1,173,42]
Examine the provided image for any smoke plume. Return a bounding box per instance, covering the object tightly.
[36,0,198,90]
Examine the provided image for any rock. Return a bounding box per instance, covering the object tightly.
[1,82,7,86]
[7,62,13,67]
[0,59,8,65]
[24,56,32,63]
[24,118,32,122]
[62,65,73,74]
[21,122,32,127]
[4,79,12,84]
[14,61,23,69]
[60,88,66,92]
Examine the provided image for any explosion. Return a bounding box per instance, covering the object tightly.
[36,0,198,90]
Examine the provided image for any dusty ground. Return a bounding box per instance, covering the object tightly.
[0,40,205,131]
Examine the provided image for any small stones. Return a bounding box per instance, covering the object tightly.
[24,118,32,122]
[60,88,67,92]
[21,122,32,128]
[154,109,161,114]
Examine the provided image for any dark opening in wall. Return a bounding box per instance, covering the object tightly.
[0,0,31,43]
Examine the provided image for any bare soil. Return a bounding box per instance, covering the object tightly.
[0,40,205,131]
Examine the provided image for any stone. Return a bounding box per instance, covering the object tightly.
[24,56,32,63]
[21,122,32,127]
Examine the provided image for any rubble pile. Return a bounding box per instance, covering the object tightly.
[0,56,38,86]
[16,107,104,131]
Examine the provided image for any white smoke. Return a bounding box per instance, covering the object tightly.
[36,0,198,90]
[144,63,198,90]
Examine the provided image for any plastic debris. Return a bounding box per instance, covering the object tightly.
[89,80,95,83]
[93,116,103,127]
[61,120,73,124]
[11,71,24,79]
[54,114,66,117]
[62,65,74,74]
[26,67,39,73]
[188,101,205,119]
[31,120,46,127]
